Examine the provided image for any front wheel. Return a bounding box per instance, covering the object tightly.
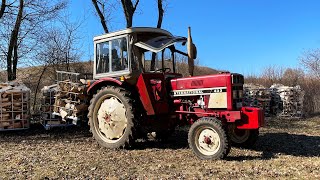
[228,124,259,148]
[188,118,230,160]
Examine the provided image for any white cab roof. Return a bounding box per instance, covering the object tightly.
[93,27,173,42]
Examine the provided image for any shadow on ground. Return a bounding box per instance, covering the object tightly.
[0,124,92,143]
[226,132,320,161]
[0,124,319,160]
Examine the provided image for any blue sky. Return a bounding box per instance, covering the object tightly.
[70,0,320,75]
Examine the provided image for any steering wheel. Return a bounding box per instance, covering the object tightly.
[154,68,171,73]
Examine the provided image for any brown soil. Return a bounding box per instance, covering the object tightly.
[0,117,319,179]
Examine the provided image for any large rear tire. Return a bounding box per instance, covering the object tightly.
[188,118,231,160]
[88,86,136,149]
[228,124,259,148]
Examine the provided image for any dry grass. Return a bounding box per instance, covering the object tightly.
[0,117,319,179]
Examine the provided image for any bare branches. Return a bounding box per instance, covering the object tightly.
[0,0,6,19]
[133,0,139,12]
[1,0,67,80]
[300,49,320,79]
[91,0,109,33]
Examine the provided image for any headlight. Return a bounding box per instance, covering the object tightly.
[233,90,237,98]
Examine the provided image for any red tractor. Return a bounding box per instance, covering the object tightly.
[85,27,264,160]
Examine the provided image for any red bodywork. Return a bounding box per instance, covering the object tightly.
[88,72,264,130]
[170,73,264,129]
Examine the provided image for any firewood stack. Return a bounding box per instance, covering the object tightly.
[53,80,88,123]
[270,84,305,118]
[0,82,30,130]
[243,83,305,118]
[40,84,61,127]
[243,84,274,116]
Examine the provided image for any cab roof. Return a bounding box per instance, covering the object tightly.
[93,27,173,42]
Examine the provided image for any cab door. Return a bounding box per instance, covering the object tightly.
[136,72,169,115]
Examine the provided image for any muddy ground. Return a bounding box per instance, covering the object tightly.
[0,117,319,179]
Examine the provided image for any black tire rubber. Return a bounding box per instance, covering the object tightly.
[229,127,259,148]
[88,86,136,149]
[155,127,175,142]
[188,117,231,160]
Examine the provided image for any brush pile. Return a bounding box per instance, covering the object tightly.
[0,82,30,130]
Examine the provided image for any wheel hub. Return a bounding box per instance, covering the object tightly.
[197,128,220,156]
[204,136,212,144]
[97,97,127,140]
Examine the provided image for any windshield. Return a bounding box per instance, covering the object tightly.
[133,35,189,73]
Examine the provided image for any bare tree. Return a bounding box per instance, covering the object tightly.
[1,0,66,81]
[151,0,165,71]
[0,0,6,19]
[300,49,320,79]
[92,0,109,33]
[120,0,139,28]
[32,17,83,110]
[6,0,23,81]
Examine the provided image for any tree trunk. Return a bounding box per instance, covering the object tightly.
[120,0,139,28]
[33,66,47,112]
[156,0,164,28]
[12,44,18,80]
[151,0,164,71]
[6,0,23,81]
[0,0,5,19]
[91,0,109,33]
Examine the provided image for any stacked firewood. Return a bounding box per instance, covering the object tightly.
[243,83,305,118]
[0,82,30,130]
[40,84,60,125]
[243,84,274,116]
[53,80,88,122]
[271,84,304,117]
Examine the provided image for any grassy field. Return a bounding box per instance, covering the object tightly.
[0,117,319,179]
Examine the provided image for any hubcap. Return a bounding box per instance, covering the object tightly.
[196,128,221,156]
[97,96,127,142]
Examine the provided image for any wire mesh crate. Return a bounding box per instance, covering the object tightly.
[0,87,30,131]
[55,71,88,122]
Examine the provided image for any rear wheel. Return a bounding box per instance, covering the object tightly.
[188,118,230,160]
[228,124,259,148]
[88,86,136,149]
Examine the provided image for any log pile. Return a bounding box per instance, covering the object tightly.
[243,84,275,116]
[40,84,61,126]
[243,83,305,118]
[53,80,88,123]
[271,84,304,118]
[0,82,30,130]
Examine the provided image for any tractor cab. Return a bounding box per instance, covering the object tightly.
[93,27,193,82]
[93,27,195,116]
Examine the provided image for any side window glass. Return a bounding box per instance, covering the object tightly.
[111,37,128,72]
[96,41,110,74]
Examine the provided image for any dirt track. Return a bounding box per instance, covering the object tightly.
[0,117,319,179]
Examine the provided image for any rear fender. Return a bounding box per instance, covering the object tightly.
[87,78,123,94]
